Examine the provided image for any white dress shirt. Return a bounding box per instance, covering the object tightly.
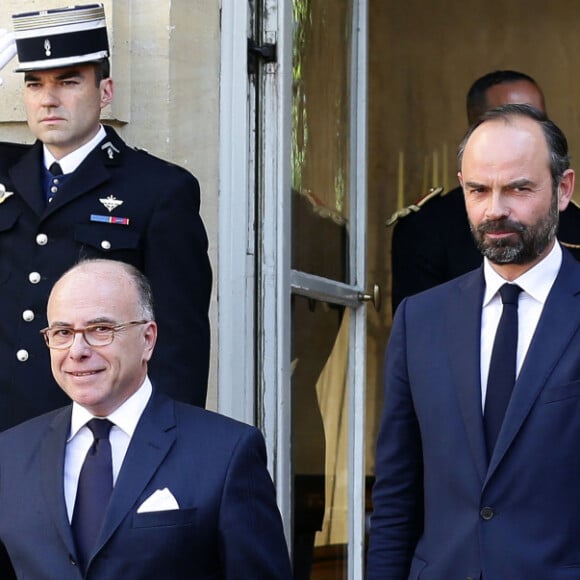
[44,125,106,174]
[63,377,152,522]
[480,242,562,410]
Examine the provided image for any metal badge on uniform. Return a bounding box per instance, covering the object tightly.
[0,184,14,204]
[91,214,130,226]
[99,195,123,212]
[101,141,120,160]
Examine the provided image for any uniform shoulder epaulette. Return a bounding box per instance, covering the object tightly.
[385,186,445,227]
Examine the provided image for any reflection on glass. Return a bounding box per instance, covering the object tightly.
[291,0,353,281]
[292,294,350,579]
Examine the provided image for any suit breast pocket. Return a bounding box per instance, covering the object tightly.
[74,223,142,264]
[132,507,197,529]
[541,380,580,404]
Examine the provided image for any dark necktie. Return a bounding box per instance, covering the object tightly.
[484,283,522,459]
[71,418,114,573]
[46,162,65,204]
[49,161,63,176]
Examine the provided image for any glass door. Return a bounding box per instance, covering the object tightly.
[290,1,368,578]
[250,1,370,578]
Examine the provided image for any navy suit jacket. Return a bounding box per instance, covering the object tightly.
[0,128,211,429]
[0,390,292,579]
[367,247,580,579]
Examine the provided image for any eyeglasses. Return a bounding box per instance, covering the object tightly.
[40,320,150,350]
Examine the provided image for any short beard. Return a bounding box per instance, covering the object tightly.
[470,194,559,265]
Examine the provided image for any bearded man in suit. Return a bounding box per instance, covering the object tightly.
[367,104,580,579]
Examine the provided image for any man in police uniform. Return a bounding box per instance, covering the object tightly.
[0,4,211,429]
[389,70,580,313]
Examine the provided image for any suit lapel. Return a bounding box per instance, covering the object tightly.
[93,391,177,558]
[40,407,78,556]
[9,127,126,218]
[447,269,488,482]
[42,127,128,217]
[43,152,111,216]
[486,250,580,480]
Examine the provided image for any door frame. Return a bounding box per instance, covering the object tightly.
[219,0,369,575]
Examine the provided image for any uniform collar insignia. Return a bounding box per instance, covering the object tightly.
[0,184,14,204]
[99,195,123,212]
[101,141,120,159]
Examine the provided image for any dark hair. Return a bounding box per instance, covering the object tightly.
[458,104,569,193]
[93,58,111,85]
[466,70,542,124]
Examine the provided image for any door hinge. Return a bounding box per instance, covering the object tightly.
[248,39,277,74]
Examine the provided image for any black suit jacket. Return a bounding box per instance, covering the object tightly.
[390,186,580,312]
[0,127,211,428]
[0,390,292,579]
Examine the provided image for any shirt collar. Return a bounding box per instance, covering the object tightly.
[483,241,562,306]
[68,376,153,442]
[44,125,107,175]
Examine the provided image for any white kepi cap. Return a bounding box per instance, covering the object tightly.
[12,4,109,72]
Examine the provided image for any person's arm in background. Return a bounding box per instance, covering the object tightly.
[144,167,212,408]
[390,203,448,314]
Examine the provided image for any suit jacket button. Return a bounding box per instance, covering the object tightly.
[101,240,111,250]
[69,554,77,566]
[22,310,34,322]
[28,271,41,284]
[16,349,29,362]
[480,506,494,520]
[36,233,48,245]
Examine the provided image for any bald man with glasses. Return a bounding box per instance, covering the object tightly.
[0,259,291,580]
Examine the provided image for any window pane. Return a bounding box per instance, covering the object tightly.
[292,0,353,282]
[292,294,349,579]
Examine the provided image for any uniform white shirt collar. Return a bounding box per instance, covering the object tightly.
[44,125,107,175]
[68,376,153,441]
[482,240,562,306]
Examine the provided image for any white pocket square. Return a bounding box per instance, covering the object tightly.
[137,487,180,513]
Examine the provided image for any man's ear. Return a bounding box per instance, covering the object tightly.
[142,321,157,363]
[100,77,114,109]
[557,169,575,211]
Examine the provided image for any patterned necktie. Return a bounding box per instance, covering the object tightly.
[484,283,522,459]
[71,418,114,573]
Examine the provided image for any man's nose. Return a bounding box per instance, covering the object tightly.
[67,332,92,357]
[39,86,59,107]
[485,191,509,220]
